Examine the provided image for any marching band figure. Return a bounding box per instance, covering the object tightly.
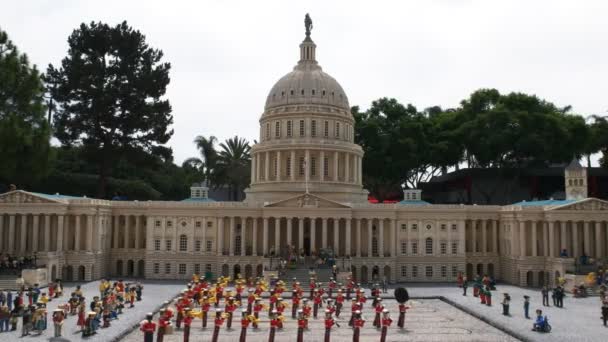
[247,289,255,314]
[52,308,65,337]
[253,298,263,329]
[324,309,337,342]
[397,302,410,329]
[380,309,392,342]
[212,309,224,342]
[239,309,250,342]
[139,313,156,342]
[313,289,321,319]
[353,310,365,342]
[309,278,316,299]
[335,289,344,317]
[225,297,237,330]
[328,279,336,298]
[183,308,193,342]
[373,298,384,328]
[297,309,306,342]
[201,296,211,328]
[268,310,279,342]
[157,309,170,342]
[292,289,300,319]
[302,298,312,319]
[348,298,359,326]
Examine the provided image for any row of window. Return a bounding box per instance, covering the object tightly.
[153,263,214,275]
[400,265,460,278]
[400,223,459,231]
[280,156,330,177]
[272,89,343,99]
[154,238,213,252]
[154,220,214,228]
[264,119,353,142]
[400,239,459,255]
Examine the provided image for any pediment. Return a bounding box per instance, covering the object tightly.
[264,193,351,209]
[0,190,64,204]
[551,198,608,211]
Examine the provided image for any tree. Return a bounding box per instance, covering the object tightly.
[215,136,251,200]
[0,28,52,190]
[194,135,218,183]
[46,21,173,198]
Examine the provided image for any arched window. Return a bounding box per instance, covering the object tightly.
[569,179,573,186]
[179,234,188,252]
[425,237,433,255]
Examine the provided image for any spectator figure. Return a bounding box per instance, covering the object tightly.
[523,296,530,319]
[541,286,550,306]
[501,293,510,316]
[462,277,468,296]
[602,300,608,326]
[560,249,568,257]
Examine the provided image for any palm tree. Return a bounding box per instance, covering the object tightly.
[216,136,251,200]
[193,135,218,184]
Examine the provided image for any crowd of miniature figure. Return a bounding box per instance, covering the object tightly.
[138,273,406,342]
[0,279,144,337]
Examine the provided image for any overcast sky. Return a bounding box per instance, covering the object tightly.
[2,0,607,165]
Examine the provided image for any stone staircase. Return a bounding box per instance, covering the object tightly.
[282,267,333,283]
[0,274,19,290]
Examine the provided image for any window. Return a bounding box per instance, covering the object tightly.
[411,241,418,254]
[155,220,161,227]
[195,221,202,228]
[195,240,202,252]
[206,240,213,252]
[299,156,305,176]
[266,123,270,140]
[274,157,278,177]
[412,224,418,231]
[441,224,446,231]
[401,224,407,231]
[290,89,294,95]
[412,266,418,278]
[167,220,173,227]
[165,240,172,251]
[311,120,317,137]
[425,237,433,254]
[425,266,433,278]
[299,120,305,137]
[207,221,213,228]
[335,122,340,138]
[451,224,457,231]
[275,121,280,138]
[179,235,188,251]
[401,266,407,277]
[452,266,459,278]
[153,263,160,274]
[324,121,329,137]
[194,264,201,274]
[323,157,329,176]
[310,157,316,176]
[286,157,291,176]
[440,242,447,255]
[205,264,213,273]
[179,263,187,275]
[451,242,458,254]
[441,265,447,278]
[154,239,161,251]
[312,89,315,95]
[400,241,407,255]
[165,263,171,274]
[426,224,432,230]
[287,121,292,137]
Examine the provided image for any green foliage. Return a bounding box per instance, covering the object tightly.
[215,136,251,200]
[45,21,173,198]
[0,28,53,189]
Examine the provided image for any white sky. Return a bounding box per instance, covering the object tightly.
[2,0,607,165]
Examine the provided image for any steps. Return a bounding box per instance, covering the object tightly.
[0,275,19,290]
[282,267,333,283]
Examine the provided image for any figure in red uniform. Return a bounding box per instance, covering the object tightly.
[163,301,174,320]
[211,309,224,342]
[380,309,392,342]
[353,310,365,342]
[239,309,250,342]
[225,297,237,330]
[247,289,255,314]
[397,303,410,329]
[296,309,307,342]
[309,278,316,299]
[183,308,193,342]
[291,289,300,319]
[317,284,325,308]
[313,290,322,319]
[268,294,278,315]
[335,290,344,317]
[371,286,380,308]
[301,298,312,320]
[328,279,337,298]
[139,313,156,342]
[252,298,263,329]
[325,299,336,316]
[268,310,280,342]
[275,298,286,328]
[324,310,337,342]
[373,298,384,328]
[157,309,170,342]
[201,296,211,328]
[346,278,354,300]
[175,298,184,329]
[348,298,359,326]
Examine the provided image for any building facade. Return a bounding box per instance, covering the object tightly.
[1,22,608,287]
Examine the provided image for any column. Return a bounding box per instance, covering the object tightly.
[287,218,293,249]
[481,220,487,254]
[265,151,270,181]
[124,216,130,249]
[44,215,51,252]
[560,221,566,254]
[7,215,15,253]
[113,216,119,249]
[20,215,27,252]
[333,219,340,256]
[573,221,579,258]
[367,220,373,257]
[275,218,281,255]
[492,220,498,253]
[548,221,555,258]
[322,218,328,249]
[251,153,256,182]
[229,216,236,256]
[0,216,3,252]
[345,218,352,256]
[595,221,603,259]
[320,151,325,181]
[459,220,466,254]
[310,218,316,254]
[298,218,304,252]
[276,151,281,181]
[263,217,269,256]
[290,151,296,181]
[356,219,362,257]
[333,151,339,181]
[543,222,549,257]
[241,218,246,257]
[584,221,591,256]
[390,219,396,257]
[471,221,477,253]
[32,215,39,251]
[345,153,350,183]
[217,217,224,256]
[86,215,93,251]
[135,215,141,249]
[252,218,258,256]
[305,150,310,181]
[96,215,104,251]
[378,219,384,257]
[201,217,207,254]
[531,221,537,257]
[56,215,64,252]
[518,220,525,256]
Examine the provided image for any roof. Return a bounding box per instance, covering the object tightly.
[181,198,216,203]
[566,158,583,170]
[398,199,431,206]
[28,191,86,200]
[511,199,576,207]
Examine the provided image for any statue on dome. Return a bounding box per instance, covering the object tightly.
[305,13,313,37]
